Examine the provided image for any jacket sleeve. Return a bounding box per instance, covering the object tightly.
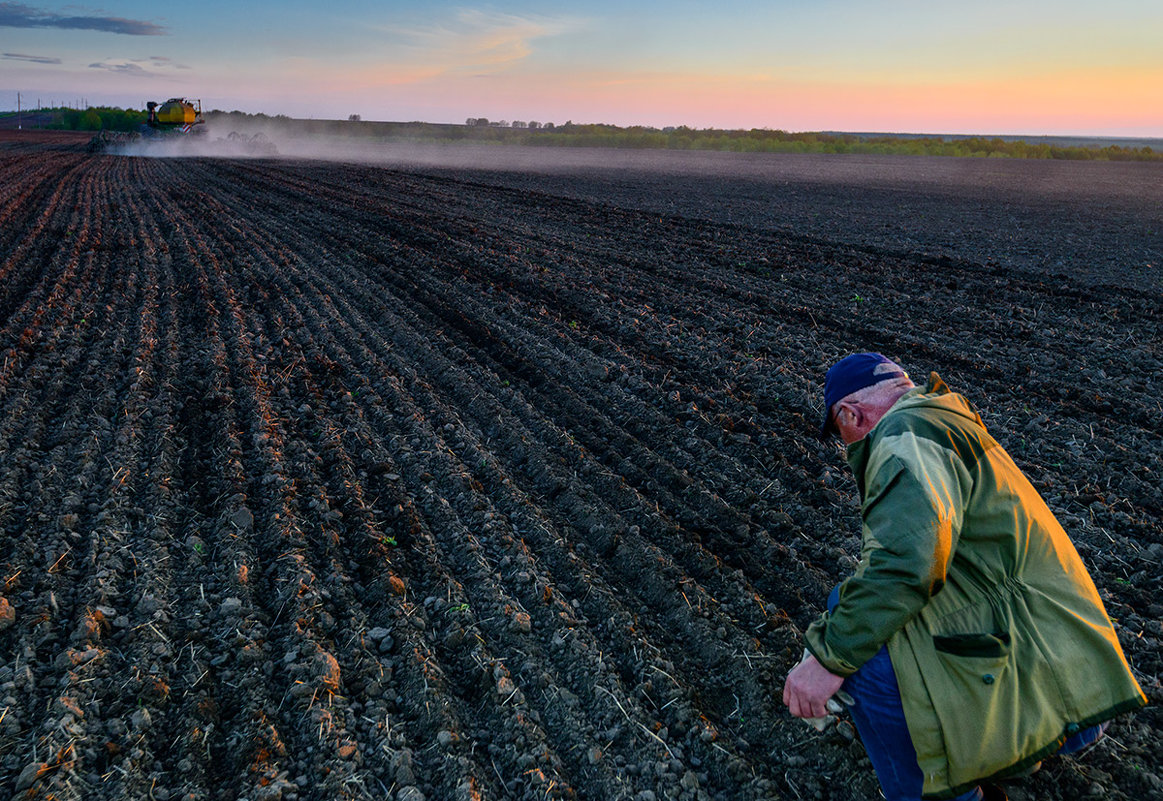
[805,437,970,675]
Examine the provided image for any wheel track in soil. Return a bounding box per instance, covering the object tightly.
[163,159,832,795]
[0,145,1158,801]
[0,155,180,798]
[153,158,590,799]
[168,159,762,795]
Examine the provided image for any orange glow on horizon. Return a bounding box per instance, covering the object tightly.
[520,65,1163,133]
[208,57,1163,135]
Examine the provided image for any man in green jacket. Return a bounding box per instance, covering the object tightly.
[783,353,1145,801]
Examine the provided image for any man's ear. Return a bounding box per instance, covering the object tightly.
[836,399,861,428]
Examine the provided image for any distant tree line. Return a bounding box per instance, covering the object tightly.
[35,106,147,132]
[466,118,554,130]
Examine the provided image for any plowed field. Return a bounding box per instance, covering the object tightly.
[1,131,1160,801]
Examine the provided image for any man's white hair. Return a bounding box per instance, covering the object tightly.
[873,361,907,378]
[832,372,914,415]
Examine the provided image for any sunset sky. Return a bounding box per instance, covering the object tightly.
[2,0,1161,135]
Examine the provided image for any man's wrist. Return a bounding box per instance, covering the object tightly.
[802,633,856,679]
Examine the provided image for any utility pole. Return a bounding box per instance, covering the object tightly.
[17,92,21,130]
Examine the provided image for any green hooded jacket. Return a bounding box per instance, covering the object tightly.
[804,373,1146,799]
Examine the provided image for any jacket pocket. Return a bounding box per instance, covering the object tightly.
[928,635,1018,788]
[933,632,1011,659]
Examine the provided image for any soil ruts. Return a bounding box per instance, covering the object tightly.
[0,133,1159,801]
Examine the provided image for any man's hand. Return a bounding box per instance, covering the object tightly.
[782,652,845,719]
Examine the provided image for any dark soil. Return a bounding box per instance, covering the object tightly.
[0,132,1159,801]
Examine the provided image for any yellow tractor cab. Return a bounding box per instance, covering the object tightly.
[147,98,204,130]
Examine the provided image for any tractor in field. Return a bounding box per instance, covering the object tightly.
[146,97,206,134]
[88,97,277,156]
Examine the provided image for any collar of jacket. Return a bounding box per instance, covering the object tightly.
[845,371,949,496]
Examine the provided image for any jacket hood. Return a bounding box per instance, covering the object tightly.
[889,372,985,429]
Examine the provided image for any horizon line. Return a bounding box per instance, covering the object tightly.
[2,106,1161,142]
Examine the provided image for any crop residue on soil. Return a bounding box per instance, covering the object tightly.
[0,132,1160,800]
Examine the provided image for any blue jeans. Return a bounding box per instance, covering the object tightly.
[827,586,1106,800]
